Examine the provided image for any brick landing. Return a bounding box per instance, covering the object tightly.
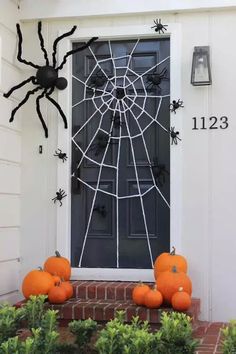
[194,321,226,354]
[46,280,200,325]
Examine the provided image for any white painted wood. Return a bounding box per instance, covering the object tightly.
[20,0,236,20]
[72,268,154,282]
[0,228,20,261]
[0,195,20,227]
[0,291,22,305]
[0,162,21,194]
[0,260,20,295]
[0,128,21,163]
[1,60,23,101]
[0,95,22,131]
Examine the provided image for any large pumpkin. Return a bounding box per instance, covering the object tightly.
[44,251,71,281]
[22,267,54,299]
[156,266,192,305]
[154,247,187,279]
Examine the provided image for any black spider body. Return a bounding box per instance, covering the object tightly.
[151,160,169,187]
[52,188,67,206]
[170,99,184,114]
[151,19,168,34]
[146,67,168,90]
[54,148,68,162]
[169,127,181,145]
[3,21,98,138]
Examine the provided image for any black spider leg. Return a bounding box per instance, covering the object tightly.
[37,21,49,66]
[16,23,40,69]
[57,37,98,71]
[36,88,49,138]
[52,25,77,68]
[9,86,41,123]
[3,76,36,98]
[45,87,68,129]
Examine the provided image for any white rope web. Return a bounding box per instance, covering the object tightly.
[72,39,170,268]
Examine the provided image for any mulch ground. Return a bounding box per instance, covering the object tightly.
[59,321,226,354]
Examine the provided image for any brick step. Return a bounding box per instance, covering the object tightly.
[47,297,200,325]
[72,280,154,301]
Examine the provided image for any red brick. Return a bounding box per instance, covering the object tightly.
[202,335,219,345]
[116,282,126,300]
[97,284,106,299]
[107,282,116,300]
[104,304,115,321]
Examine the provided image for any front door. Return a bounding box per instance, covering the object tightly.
[71,38,170,272]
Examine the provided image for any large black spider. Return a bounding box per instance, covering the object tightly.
[3,21,98,138]
[169,127,181,145]
[170,99,184,114]
[151,19,168,34]
[52,188,67,207]
[146,67,168,90]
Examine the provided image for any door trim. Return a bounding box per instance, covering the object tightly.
[56,22,183,281]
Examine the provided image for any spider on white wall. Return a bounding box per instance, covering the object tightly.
[3,21,98,138]
[151,19,168,34]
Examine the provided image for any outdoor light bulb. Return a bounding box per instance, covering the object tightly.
[195,55,209,82]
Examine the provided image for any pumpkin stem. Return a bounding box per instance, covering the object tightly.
[178,287,183,292]
[55,251,61,258]
[38,266,43,271]
[172,266,177,273]
[170,246,176,255]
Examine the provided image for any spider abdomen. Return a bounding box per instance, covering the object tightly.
[36,66,58,88]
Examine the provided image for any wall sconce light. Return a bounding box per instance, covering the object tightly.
[191,46,212,86]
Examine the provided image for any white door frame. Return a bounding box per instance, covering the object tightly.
[56,22,182,281]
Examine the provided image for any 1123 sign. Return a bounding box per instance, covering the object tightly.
[192,116,229,130]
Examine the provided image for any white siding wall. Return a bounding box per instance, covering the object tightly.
[15,3,236,321]
[0,0,22,304]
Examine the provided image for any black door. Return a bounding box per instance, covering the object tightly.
[71,38,170,269]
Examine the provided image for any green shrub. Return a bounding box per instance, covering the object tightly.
[0,304,25,344]
[69,318,97,352]
[23,295,48,329]
[158,311,199,354]
[221,320,236,354]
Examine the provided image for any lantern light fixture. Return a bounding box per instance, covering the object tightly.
[191,46,212,86]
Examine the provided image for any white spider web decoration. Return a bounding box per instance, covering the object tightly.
[71,39,170,268]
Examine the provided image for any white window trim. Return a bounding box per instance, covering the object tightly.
[56,23,182,281]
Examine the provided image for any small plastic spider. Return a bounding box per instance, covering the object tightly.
[151,19,168,34]
[146,67,168,90]
[54,148,68,163]
[3,21,98,138]
[93,205,107,217]
[88,69,107,89]
[151,158,169,187]
[169,127,181,145]
[52,188,67,206]
[170,99,184,114]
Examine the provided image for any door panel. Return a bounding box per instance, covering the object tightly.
[71,38,170,270]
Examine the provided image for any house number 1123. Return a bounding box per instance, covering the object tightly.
[192,116,229,130]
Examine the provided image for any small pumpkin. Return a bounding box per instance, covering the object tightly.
[171,287,192,311]
[156,266,192,305]
[22,267,54,299]
[154,247,187,279]
[144,286,163,309]
[60,281,73,300]
[48,284,67,304]
[44,251,71,281]
[132,282,150,306]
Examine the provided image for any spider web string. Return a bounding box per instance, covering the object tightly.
[121,100,154,268]
[78,100,119,267]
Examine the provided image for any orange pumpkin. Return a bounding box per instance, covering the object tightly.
[60,281,73,300]
[52,275,61,285]
[22,267,54,299]
[154,247,187,279]
[156,266,192,305]
[48,284,67,304]
[171,287,191,311]
[144,286,163,309]
[132,283,150,306]
[44,251,71,281]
